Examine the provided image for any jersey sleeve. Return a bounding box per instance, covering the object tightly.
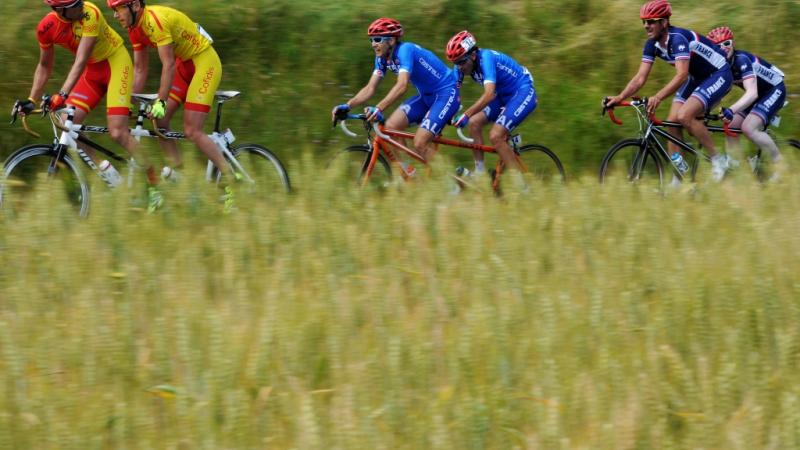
[373,57,385,77]
[480,51,498,85]
[36,15,56,49]
[80,5,101,38]
[397,44,413,74]
[146,9,173,47]
[735,53,755,80]
[642,40,656,64]
[669,34,690,61]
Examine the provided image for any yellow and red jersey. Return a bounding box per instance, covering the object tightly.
[128,5,213,60]
[36,1,123,64]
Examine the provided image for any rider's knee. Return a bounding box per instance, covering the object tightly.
[108,124,129,143]
[489,127,508,145]
[183,124,205,141]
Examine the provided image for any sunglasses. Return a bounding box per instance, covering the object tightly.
[642,19,663,25]
[454,56,471,66]
[719,40,733,48]
[52,0,83,10]
[369,36,393,44]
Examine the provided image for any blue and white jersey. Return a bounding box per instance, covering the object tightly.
[642,26,729,79]
[459,48,533,97]
[373,41,457,95]
[730,49,785,92]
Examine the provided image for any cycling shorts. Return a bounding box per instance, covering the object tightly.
[739,82,787,126]
[169,46,222,113]
[399,87,460,135]
[482,83,537,131]
[674,67,733,112]
[65,47,132,116]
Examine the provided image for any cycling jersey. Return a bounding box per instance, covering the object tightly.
[36,1,123,64]
[460,49,533,97]
[128,5,213,61]
[642,26,729,80]
[730,50,785,92]
[730,49,787,125]
[374,41,457,95]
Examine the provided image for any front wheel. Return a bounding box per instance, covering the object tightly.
[516,144,566,184]
[325,144,392,188]
[0,144,90,218]
[599,138,664,189]
[214,143,291,196]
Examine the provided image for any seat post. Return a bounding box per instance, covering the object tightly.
[214,101,224,133]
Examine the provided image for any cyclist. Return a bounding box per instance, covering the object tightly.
[604,0,734,182]
[13,0,161,209]
[107,0,238,207]
[707,26,787,181]
[445,30,536,175]
[331,18,460,168]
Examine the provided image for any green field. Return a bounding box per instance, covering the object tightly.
[2,1,800,448]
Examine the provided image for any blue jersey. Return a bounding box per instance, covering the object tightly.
[373,41,457,95]
[459,48,533,97]
[730,49,785,93]
[642,26,729,80]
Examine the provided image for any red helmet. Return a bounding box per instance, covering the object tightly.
[44,0,83,7]
[446,31,477,62]
[367,18,404,37]
[707,26,734,44]
[640,0,672,19]
[107,0,136,6]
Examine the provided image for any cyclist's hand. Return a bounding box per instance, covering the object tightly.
[331,103,350,122]
[148,99,167,119]
[451,112,469,128]
[12,98,36,117]
[45,92,68,112]
[364,106,383,123]
[721,107,735,123]
[645,95,662,116]
[603,96,621,109]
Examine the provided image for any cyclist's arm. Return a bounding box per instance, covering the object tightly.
[727,77,758,114]
[346,72,382,108]
[610,61,653,105]
[59,36,96,96]
[463,81,496,118]
[154,44,177,102]
[28,46,55,101]
[375,71,409,111]
[132,49,149,94]
[652,58,688,104]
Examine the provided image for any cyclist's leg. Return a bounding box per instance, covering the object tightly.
[725,113,746,161]
[155,99,183,167]
[667,79,696,158]
[743,85,786,163]
[385,96,419,164]
[468,99,500,171]
[417,87,459,160]
[491,85,537,171]
[180,47,230,175]
[679,69,733,157]
[62,68,101,162]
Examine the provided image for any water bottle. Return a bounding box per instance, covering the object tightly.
[161,166,181,182]
[98,160,123,187]
[455,166,470,177]
[670,152,689,174]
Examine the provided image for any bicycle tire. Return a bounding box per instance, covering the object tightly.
[213,143,291,195]
[599,138,664,189]
[325,144,392,188]
[516,144,566,183]
[0,144,90,218]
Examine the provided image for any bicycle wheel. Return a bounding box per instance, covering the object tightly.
[516,144,566,183]
[325,144,392,188]
[599,138,664,189]
[214,143,291,196]
[0,144,90,218]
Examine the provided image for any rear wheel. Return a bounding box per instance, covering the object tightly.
[516,144,566,184]
[599,138,664,189]
[0,144,90,218]
[214,143,291,197]
[326,144,392,188]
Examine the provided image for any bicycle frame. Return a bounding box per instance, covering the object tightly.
[606,99,744,181]
[338,114,529,187]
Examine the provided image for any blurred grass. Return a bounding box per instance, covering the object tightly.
[2,1,800,448]
[2,164,800,448]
